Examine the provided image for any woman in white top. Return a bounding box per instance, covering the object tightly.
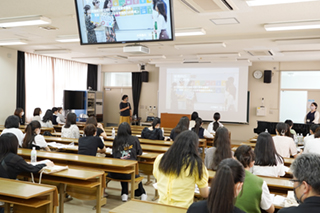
[62,113,80,139]
[56,107,65,124]
[40,110,54,128]
[1,115,24,147]
[252,132,286,177]
[22,120,50,151]
[207,112,224,134]
[191,117,213,139]
[304,128,320,154]
[304,124,320,146]
[305,102,319,124]
[189,111,198,130]
[31,107,42,122]
[273,122,298,158]
[155,1,169,40]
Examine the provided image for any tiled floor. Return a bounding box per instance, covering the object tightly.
[63,175,157,213]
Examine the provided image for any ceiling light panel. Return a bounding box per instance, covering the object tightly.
[174,42,226,49]
[0,15,51,27]
[264,20,320,31]
[246,0,318,6]
[175,28,206,37]
[210,18,240,25]
[0,39,27,45]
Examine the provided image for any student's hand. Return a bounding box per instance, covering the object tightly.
[97,123,104,129]
[45,161,54,167]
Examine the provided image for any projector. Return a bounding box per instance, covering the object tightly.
[123,45,150,54]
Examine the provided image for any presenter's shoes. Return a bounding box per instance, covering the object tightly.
[141,194,147,201]
[121,194,128,202]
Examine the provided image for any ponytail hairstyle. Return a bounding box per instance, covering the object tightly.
[192,117,202,135]
[213,112,221,132]
[314,127,320,138]
[174,116,189,134]
[276,122,288,136]
[211,127,232,170]
[84,4,91,15]
[207,158,245,213]
[152,117,161,130]
[234,145,255,168]
[23,120,41,148]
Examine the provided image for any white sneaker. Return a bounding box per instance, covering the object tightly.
[121,194,128,202]
[141,194,147,201]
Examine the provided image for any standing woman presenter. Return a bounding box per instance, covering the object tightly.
[119,95,132,124]
[305,102,319,124]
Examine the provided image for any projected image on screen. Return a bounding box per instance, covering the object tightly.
[166,68,239,112]
[74,0,173,44]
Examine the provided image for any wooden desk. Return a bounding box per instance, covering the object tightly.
[0,178,58,213]
[109,199,187,213]
[17,149,138,199]
[104,142,169,153]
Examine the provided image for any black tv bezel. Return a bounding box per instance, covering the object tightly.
[74,0,175,45]
[63,90,86,110]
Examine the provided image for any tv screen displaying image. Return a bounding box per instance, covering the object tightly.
[64,90,86,110]
[74,0,174,44]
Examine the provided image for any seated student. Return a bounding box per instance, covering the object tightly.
[234,145,275,213]
[189,111,199,130]
[85,116,107,140]
[0,133,54,179]
[78,124,106,156]
[51,107,59,125]
[1,115,24,147]
[170,116,189,141]
[187,158,245,213]
[141,117,165,140]
[273,122,298,158]
[285,119,297,137]
[56,107,66,123]
[207,112,224,134]
[40,110,54,128]
[153,131,209,208]
[253,132,286,177]
[192,117,213,139]
[304,127,320,154]
[31,107,42,122]
[205,127,232,170]
[278,153,320,213]
[304,124,320,145]
[22,121,51,151]
[14,108,24,125]
[108,122,147,202]
[62,113,80,139]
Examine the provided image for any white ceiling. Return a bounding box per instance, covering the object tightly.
[1,0,320,65]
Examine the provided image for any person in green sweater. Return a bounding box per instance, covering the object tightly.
[234,145,275,213]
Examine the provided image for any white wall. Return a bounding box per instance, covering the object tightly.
[0,47,17,125]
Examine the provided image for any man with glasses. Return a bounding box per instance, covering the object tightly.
[279,153,320,212]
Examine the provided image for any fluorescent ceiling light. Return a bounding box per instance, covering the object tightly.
[197,52,241,58]
[175,28,206,37]
[174,42,226,49]
[0,15,51,28]
[0,39,27,45]
[274,38,320,45]
[128,55,166,60]
[280,50,320,55]
[34,49,71,54]
[246,0,318,6]
[264,20,320,31]
[56,35,80,43]
[97,46,124,51]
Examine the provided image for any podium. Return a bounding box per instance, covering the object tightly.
[161,113,191,128]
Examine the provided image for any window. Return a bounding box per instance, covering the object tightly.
[104,72,132,87]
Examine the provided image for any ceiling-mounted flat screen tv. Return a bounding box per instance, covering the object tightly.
[74,0,174,44]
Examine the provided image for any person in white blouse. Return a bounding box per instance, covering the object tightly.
[207,112,224,134]
[252,132,286,177]
[304,128,320,154]
[304,124,319,146]
[31,107,42,122]
[1,115,24,147]
[40,110,54,128]
[191,117,213,139]
[154,1,169,40]
[56,107,65,124]
[22,120,50,151]
[61,113,80,139]
[273,123,298,158]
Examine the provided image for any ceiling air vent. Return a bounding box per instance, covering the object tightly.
[247,50,274,56]
[180,0,238,13]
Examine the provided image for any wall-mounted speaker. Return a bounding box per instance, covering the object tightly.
[264,70,272,83]
[142,71,149,82]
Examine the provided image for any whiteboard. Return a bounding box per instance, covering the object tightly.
[279,90,307,123]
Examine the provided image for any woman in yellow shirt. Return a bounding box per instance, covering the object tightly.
[153,130,209,208]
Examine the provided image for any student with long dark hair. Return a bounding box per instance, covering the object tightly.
[22,121,50,151]
[40,109,54,128]
[153,131,209,208]
[192,117,213,139]
[187,158,245,213]
[108,122,146,202]
[253,132,286,177]
[234,145,275,213]
[273,122,298,158]
[170,116,189,141]
[207,112,223,134]
[155,1,169,40]
[32,107,42,122]
[14,108,24,125]
[205,127,232,170]
[141,117,165,140]
[1,115,24,147]
[0,133,54,179]
[85,116,107,139]
[61,113,80,139]
[189,111,199,129]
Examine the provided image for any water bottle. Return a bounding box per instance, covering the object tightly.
[161,128,164,137]
[265,129,268,133]
[31,147,37,163]
[112,128,115,138]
